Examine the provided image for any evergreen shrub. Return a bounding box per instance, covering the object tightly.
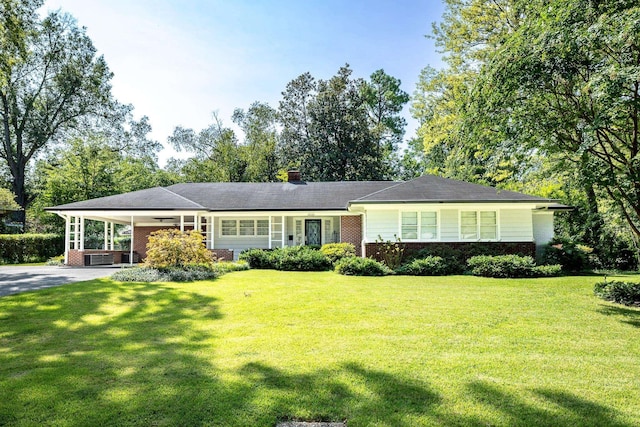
[395,256,452,276]
[335,257,391,276]
[467,255,561,278]
[594,280,640,306]
[276,246,332,271]
[239,248,277,269]
[0,234,63,264]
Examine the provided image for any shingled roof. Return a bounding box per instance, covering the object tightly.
[354,175,551,203]
[47,175,556,212]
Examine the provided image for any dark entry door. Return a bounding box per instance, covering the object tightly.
[305,219,322,246]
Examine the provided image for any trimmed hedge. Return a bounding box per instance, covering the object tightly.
[335,257,391,276]
[240,246,332,271]
[395,256,452,276]
[594,280,640,306]
[467,255,562,278]
[239,248,277,269]
[0,234,63,264]
[275,246,332,271]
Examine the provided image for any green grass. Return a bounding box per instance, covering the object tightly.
[1,271,639,426]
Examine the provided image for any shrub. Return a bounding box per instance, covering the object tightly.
[112,267,165,282]
[320,242,356,264]
[0,234,63,264]
[275,246,332,271]
[374,235,405,270]
[395,256,452,276]
[335,257,391,276]
[239,248,277,269]
[144,229,215,269]
[594,280,640,306]
[160,264,218,282]
[467,255,536,278]
[541,238,592,272]
[212,260,250,274]
[531,264,563,277]
[409,246,467,274]
[45,255,65,266]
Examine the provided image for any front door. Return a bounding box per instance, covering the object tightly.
[305,219,321,246]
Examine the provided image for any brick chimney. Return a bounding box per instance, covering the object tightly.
[287,170,301,182]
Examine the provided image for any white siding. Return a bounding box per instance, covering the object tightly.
[213,217,269,250]
[532,212,554,246]
[365,210,398,241]
[499,209,533,241]
[440,209,459,241]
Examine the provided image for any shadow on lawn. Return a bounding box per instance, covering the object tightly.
[438,380,632,427]
[597,304,640,328]
[0,280,634,426]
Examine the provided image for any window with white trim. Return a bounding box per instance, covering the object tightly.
[221,220,237,236]
[401,211,438,241]
[460,211,497,240]
[220,219,270,237]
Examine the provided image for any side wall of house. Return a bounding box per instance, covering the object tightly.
[363,206,536,243]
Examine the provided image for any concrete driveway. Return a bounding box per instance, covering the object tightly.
[0,265,116,297]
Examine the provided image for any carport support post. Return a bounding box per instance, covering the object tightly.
[64,215,70,265]
[79,216,85,251]
[103,222,108,250]
[130,216,134,265]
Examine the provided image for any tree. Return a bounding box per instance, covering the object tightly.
[168,113,247,182]
[232,101,279,182]
[279,65,406,181]
[0,4,113,228]
[361,69,410,178]
[467,0,640,254]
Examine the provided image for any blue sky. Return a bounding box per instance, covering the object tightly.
[42,0,446,164]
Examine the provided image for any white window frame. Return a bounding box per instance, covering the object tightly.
[219,218,270,237]
[459,210,499,241]
[399,210,439,241]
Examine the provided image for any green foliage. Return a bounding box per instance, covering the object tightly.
[240,246,332,271]
[211,261,250,274]
[0,189,20,213]
[374,235,405,270]
[595,280,640,306]
[45,255,64,266]
[111,267,166,283]
[467,255,561,279]
[160,264,219,282]
[541,239,592,273]
[144,229,214,269]
[275,246,332,272]
[279,65,408,181]
[239,248,277,269]
[112,264,220,283]
[0,6,114,227]
[335,256,392,276]
[320,242,356,265]
[0,234,63,264]
[531,264,563,278]
[395,256,452,276]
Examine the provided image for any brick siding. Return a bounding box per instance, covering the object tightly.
[67,249,127,266]
[340,215,363,256]
[211,249,234,261]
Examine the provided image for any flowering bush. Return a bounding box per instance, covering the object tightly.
[144,229,215,269]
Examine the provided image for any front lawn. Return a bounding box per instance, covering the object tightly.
[1,271,639,426]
